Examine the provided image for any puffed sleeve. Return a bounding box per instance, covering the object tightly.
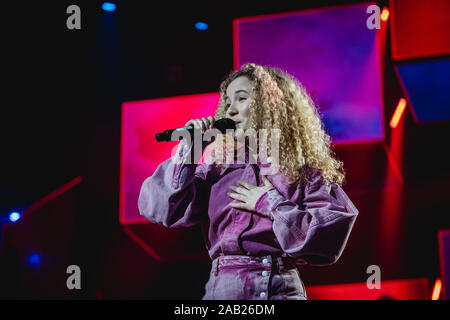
[254,170,358,266]
[138,139,210,228]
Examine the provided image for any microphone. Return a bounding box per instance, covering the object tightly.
[155,118,236,142]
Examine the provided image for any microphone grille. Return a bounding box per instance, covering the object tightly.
[214,118,236,134]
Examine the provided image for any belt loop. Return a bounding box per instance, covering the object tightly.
[267,255,277,300]
[276,256,282,272]
[271,254,278,271]
[214,258,219,276]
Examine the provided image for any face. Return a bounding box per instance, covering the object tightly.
[224,76,253,139]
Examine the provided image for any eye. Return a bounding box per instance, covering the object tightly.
[225,103,230,109]
[239,97,246,101]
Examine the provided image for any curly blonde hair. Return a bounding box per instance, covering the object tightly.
[211,63,345,186]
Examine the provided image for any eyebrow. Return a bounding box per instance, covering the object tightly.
[224,90,249,100]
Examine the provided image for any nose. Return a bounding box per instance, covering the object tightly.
[226,104,238,118]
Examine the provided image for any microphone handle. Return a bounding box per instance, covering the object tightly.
[155,118,235,142]
[155,126,194,142]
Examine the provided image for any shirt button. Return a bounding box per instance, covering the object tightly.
[262,271,269,277]
[262,258,269,265]
[267,157,272,163]
[260,292,266,298]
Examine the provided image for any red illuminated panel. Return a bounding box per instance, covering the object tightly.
[120,93,220,225]
[305,278,429,300]
[390,0,450,60]
[438,229,450,300]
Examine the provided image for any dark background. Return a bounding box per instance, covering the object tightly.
[2,0,450,299]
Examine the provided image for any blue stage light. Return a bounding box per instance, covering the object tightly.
[28,253,41,266]
[9,212,21,222]
[102,2,116,12]
[194,22,208,31]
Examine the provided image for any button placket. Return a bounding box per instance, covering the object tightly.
[257,256,271,300]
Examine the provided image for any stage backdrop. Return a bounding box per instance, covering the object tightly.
[233,1,384,145]
[120,3,386,258]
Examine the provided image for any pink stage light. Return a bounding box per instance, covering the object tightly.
[390,98,407,128]
[381,7,389,22]
[431,278,442,300]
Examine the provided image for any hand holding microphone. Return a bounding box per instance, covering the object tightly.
[155,116,236,164]
[155,117,236,142]
[184,116,216,134]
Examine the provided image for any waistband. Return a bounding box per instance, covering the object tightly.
[211,254,297,275]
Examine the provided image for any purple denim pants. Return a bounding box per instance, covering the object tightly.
[202,255,308,300]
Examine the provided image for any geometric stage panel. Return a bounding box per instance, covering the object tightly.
[120,93,220,225]
[234,2,384,145]
[396,59,450,123]
[390,0,450,61]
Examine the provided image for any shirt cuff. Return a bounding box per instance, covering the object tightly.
[171,140,197,188]
[254,188,285,220]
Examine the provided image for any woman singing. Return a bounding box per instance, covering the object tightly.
[138,63,359,300]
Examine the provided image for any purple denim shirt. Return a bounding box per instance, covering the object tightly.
[138,139,359,267]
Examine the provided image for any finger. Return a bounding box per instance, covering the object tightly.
[200,118,209,132]
[262,175,273,186]
[194,119,205,132]
[207,116,215,129]
[190,119,199,130]
[195,119,204,132]
[238,180,256,190]
[229,185,249,195]
[229,202,250,211]
[227,192,246,202]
